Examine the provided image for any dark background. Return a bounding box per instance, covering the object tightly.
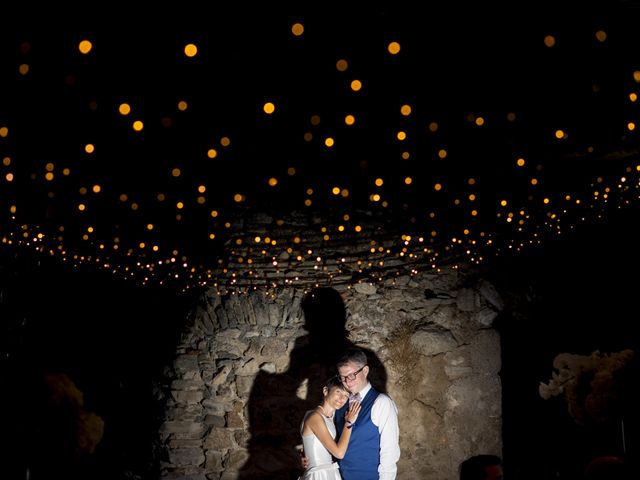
[492,207,640,479]
[0,250,193,480]
[2,4,640,479]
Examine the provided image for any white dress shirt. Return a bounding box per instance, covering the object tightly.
[359,382,400,480]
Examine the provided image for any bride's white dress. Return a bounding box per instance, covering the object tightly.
[299,410,342,480]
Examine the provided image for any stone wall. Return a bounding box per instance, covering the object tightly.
[156,265,505,480]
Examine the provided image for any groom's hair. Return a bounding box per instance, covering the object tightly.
[337,348,368,368]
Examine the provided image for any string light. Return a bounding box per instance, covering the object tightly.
[1,10,640,293]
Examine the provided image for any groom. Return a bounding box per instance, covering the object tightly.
[334,348,400,479]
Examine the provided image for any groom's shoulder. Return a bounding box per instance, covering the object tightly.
[374,391,396,404]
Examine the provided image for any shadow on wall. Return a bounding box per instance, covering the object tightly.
[237,287,387,479]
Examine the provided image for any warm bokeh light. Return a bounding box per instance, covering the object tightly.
[291,23,304,36]
[1,9,638,293]
[78,40,92,54]
[184,44,198,57]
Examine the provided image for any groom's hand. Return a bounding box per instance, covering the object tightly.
[299,448,309,469]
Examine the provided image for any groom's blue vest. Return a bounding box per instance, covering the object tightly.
[335,388,380,480]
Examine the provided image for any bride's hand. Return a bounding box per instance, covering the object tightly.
[345,400,361,423]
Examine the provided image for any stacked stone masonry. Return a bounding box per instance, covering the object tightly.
[157,265,504,480]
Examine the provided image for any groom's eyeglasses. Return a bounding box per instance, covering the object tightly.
[339,365,366,383]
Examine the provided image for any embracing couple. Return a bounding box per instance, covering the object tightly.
[299,347,400,480]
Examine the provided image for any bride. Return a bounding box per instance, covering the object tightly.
[299,376,361,480]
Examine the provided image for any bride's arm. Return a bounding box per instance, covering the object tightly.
[304,403,361,459]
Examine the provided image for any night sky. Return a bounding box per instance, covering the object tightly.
[2,4,640,480]
[2,5,640,292]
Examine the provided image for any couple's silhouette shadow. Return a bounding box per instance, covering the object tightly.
[237,287,387,479]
